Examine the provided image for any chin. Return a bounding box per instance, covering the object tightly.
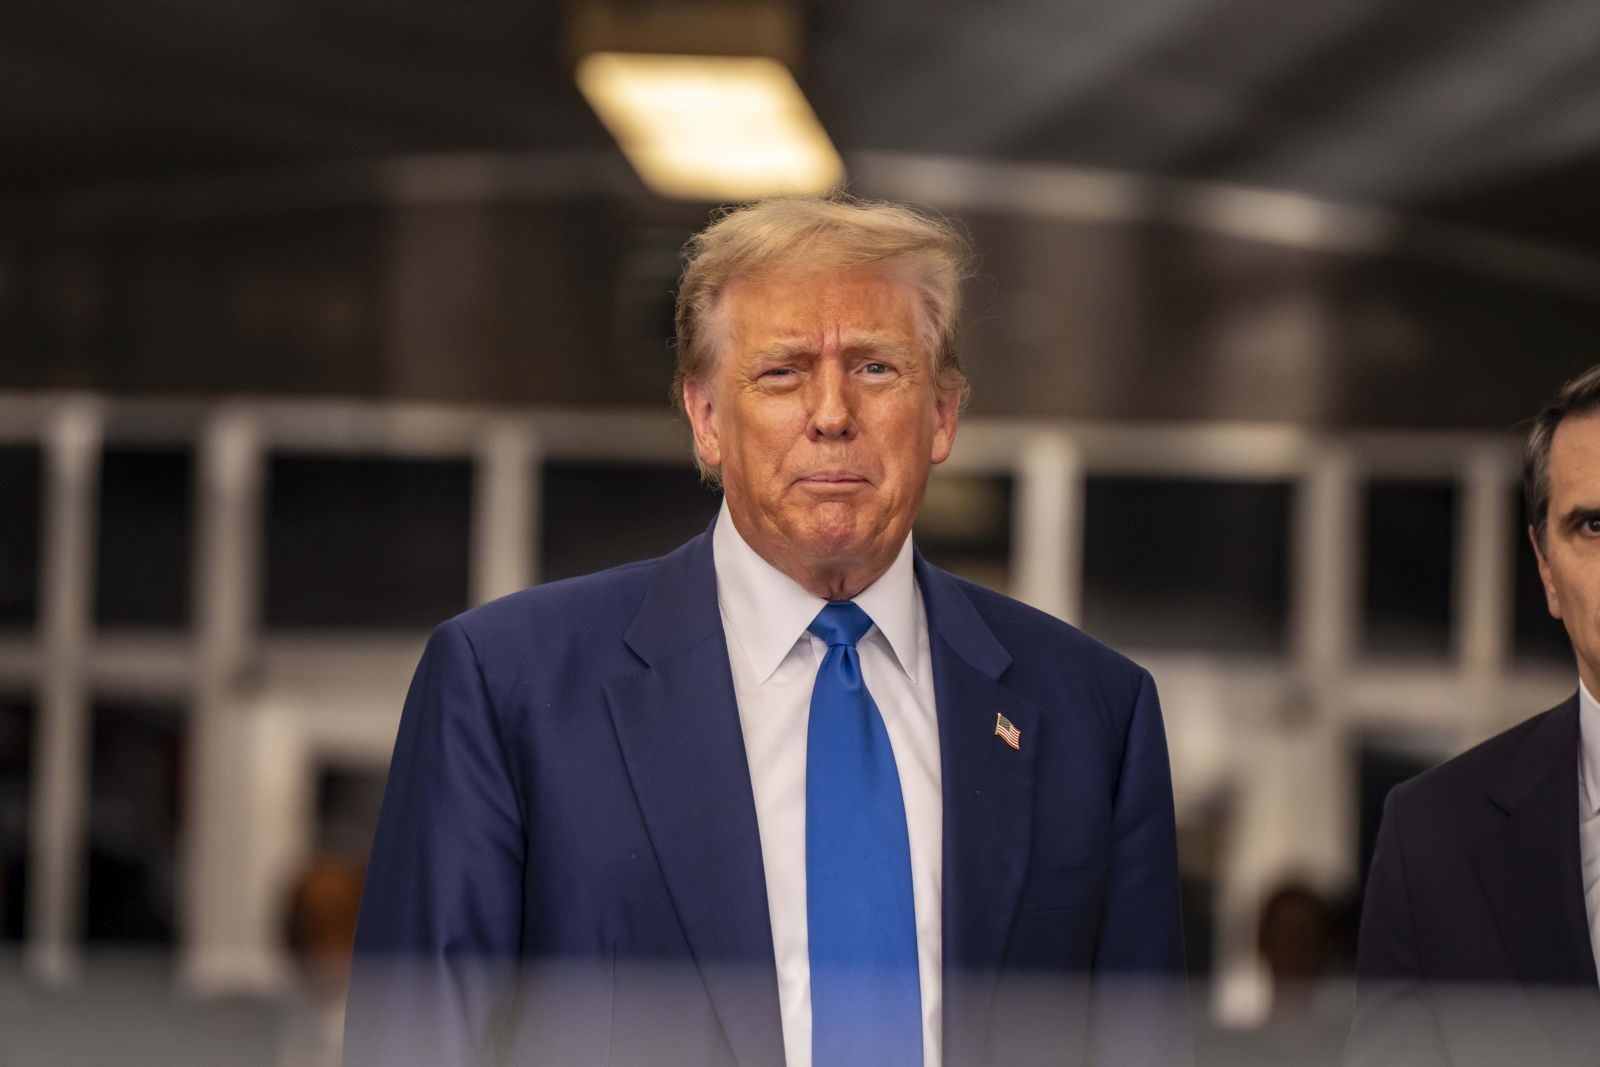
[789,502,876,558]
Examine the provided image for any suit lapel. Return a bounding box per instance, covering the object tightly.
[603,529,785,1067]
[1470,697,1600,1061]
[917,555,1041,1066]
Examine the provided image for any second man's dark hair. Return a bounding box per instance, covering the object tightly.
[1525,363,1600,548]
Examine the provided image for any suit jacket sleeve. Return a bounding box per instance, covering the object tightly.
[1090,668,1191,1065]
[1348,787,1448,1067]
[1095,668,1186,972]
[345,619,526,1067]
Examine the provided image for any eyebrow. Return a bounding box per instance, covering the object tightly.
[747,333,913,362]
[748,339,811,362]
[1558,504,1600,529]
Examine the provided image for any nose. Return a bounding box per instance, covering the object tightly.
[806,359,856,441]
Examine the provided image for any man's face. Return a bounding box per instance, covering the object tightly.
[1534,412,1600,693]
[683,265,959,595]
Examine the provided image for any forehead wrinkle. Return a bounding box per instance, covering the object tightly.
[1551,425,1600,502]
[744,331,909,363]
[719,268,926,372]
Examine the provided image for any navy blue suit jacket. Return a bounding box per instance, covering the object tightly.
[346,526,1187,1066]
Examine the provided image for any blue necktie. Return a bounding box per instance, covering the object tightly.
[806,602,922,1067]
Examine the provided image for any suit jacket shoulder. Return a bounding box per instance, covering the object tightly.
[943,571,1151,742]
[438,553,667,710]
[1383,699,1575,850]
[944,571,1144,679]
[450,555,659,654]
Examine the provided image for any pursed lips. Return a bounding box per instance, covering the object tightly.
[795,469,870,485]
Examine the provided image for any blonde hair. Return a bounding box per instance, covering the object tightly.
[671,195,973,432]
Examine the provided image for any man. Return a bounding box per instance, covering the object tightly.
[1350,366,1600,1066]
[346,196,1186,1066]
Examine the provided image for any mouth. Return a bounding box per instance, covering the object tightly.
[795,470,870,487]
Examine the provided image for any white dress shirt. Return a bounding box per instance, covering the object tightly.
[712,502,943,1067]
[1577,680,1600,980]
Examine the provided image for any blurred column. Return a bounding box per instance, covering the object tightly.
[1011,430,1084,624]
[181,407,268,989]
[1286,442,1360,883]
[1292,445,1360,681]
[1287,442,1362,885]
[27,398,101,984]
[472,418,540,603]
[1214,445,1361,1023]
[1456,444,1517,739]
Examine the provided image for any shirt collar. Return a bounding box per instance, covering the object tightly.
[711,500,922,685]
[1580,679,1600,817]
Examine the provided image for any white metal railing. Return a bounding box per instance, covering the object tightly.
[0,390,1573,1023]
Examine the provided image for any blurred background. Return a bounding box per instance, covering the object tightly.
[3,0,1600,1063]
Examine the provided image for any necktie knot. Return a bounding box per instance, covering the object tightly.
[809,601,874,648]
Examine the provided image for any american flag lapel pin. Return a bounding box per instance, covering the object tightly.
[994,712,1021,750]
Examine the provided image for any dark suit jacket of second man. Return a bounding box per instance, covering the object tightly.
[1351,696,1600,1066]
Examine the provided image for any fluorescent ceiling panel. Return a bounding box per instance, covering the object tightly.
[577,52,845,201]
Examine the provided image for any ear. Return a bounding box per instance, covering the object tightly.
[929,376,961,466]
[683,377,722,472]
[1530,524,1563,619]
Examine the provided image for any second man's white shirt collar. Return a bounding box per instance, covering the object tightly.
[711,500,923,685]
[1580,678,1600,818]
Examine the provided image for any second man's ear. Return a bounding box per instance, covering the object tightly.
[1529,525,1564,619]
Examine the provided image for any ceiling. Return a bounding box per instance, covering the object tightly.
[4,0,1599,253]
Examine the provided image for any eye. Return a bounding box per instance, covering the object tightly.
[1585,517,1600,535]
[761,367,795,379]
[862,361,892,375]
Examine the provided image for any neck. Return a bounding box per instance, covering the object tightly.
[1579,661,1600,705]
[725,506,901,601]
[798,565,884,602]
[763,545,893,601]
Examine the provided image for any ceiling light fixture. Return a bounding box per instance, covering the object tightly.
[576,51,844,201]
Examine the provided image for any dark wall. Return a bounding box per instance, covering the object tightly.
[957,210,1600,427]
[4,185,1597,427]
[0,194,653,405]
